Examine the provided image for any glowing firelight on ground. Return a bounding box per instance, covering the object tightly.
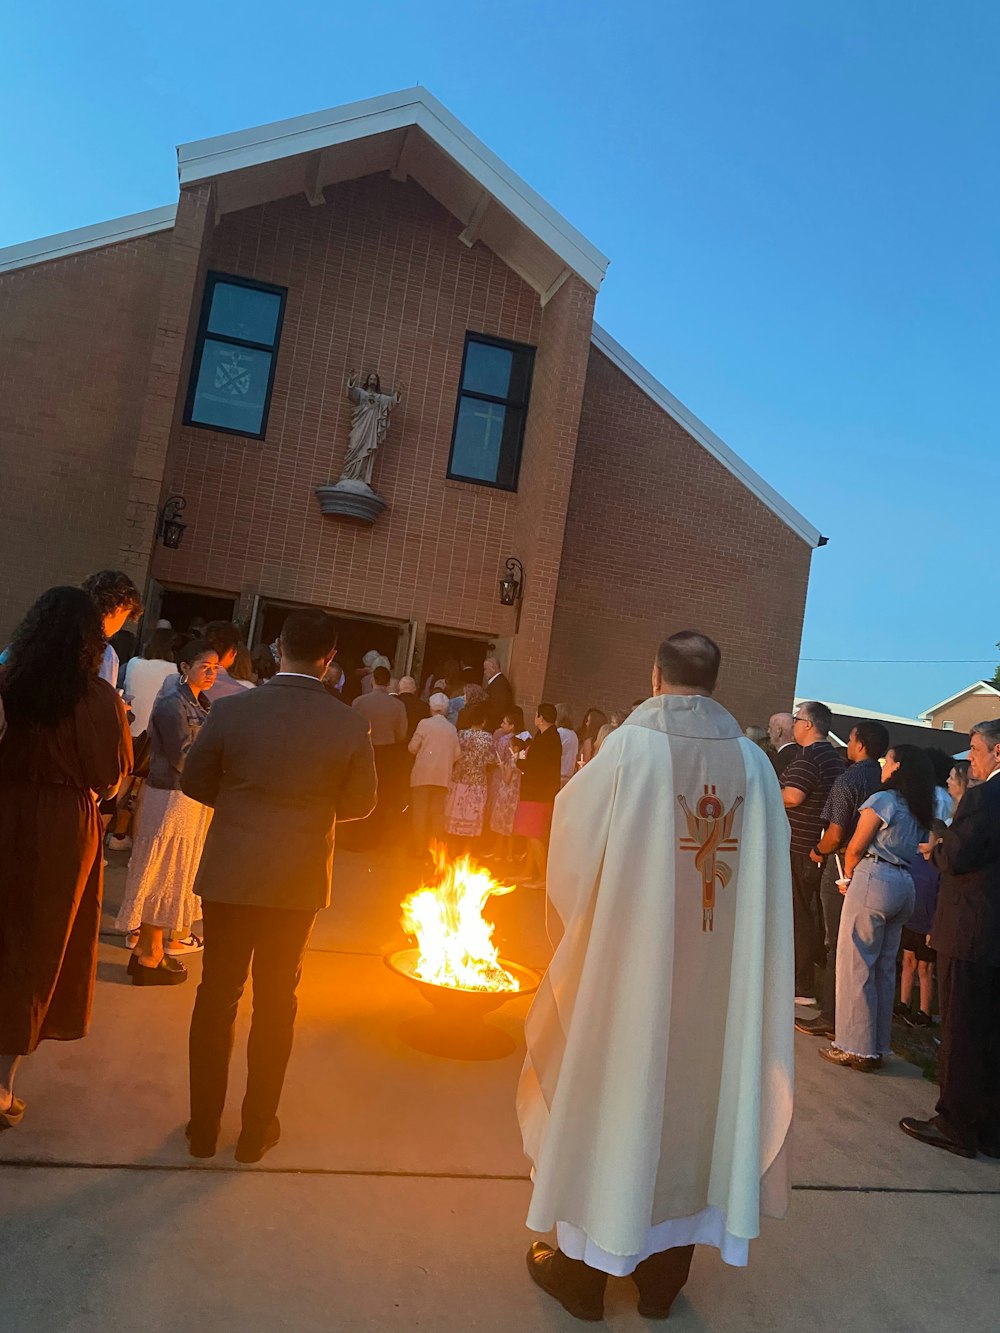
[400,845,521,993]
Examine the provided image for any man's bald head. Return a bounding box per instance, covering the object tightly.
[769,712,795,748]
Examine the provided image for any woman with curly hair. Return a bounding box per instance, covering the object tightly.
[819,744,935,1074]
[0,587,132,1127]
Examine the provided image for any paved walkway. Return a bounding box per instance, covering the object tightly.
[2,847,998,1331]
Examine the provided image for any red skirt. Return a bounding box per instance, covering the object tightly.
[513,800,553,839]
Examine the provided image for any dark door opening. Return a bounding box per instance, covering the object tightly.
[256,600,405,690]
[158,589,238,634]
[419,629,496,693]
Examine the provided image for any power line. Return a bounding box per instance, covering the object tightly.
[801,658,996,665]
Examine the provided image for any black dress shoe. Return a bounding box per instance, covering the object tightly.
[899,1116,975,1158]
[131,956,187,986]
[633,1244,695,1319]
[185,1120,219,1159]
[235,1117,281,1164]
[526,1242,606,1322]
[795,1014,835,1038]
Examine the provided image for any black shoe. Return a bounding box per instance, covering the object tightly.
[235,1117,281,1164]
[903,1010,933,1028]
[819,1045,881,1073]
[525,1242,606,1322]
[633,1245,695,1319]
[893,1001,912,1019]
[977,1136,1000,1160]
[185,1120,218,1159]
[795,1014,835,1038]
[131,956,187,986]
[899,1116,975,1159]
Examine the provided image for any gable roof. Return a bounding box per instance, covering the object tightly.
[919,680,1000,719]
[592,324,824,548]
[175,88,609,300]
[0,204,177,274]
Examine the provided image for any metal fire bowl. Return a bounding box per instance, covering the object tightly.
[385,947,541,1061]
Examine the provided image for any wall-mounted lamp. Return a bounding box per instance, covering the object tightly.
[156,495,188,550]
[498,556,524,607]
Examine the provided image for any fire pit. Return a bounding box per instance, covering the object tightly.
[386,947,540,1060]
[386,847,541,1061]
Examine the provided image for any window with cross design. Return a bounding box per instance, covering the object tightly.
[447,333,535,490]
[184,272,287,438]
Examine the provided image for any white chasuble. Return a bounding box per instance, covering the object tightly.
[517,695,794,1274]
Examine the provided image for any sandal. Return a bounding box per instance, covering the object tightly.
[0,1097,26,1130]
[131,956,188,987]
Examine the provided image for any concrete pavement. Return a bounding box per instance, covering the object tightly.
[1,846,998,1332]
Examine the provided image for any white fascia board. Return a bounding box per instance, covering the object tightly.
[796,699,928,727]
[918,680,999,719]
[591,323,824,549]
[0,204,177,274]
[176,88,609,292]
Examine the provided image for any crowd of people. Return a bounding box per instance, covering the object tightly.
[1,573,998,1321]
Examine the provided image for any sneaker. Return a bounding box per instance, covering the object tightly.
[795,1014,835,1038]
[902,1009,934,1028]
[165,934,204,957]
[819,1045,882,1073]
[108,835,133,853]
[893,1001,912,1019]
[794,996,818,1007]
[125,930,140,951]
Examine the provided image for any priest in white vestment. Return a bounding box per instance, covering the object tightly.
[517,631,794,1321]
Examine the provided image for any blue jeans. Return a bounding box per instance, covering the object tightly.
[835,859,915,1059]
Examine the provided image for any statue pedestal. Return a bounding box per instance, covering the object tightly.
[315,479,387,524]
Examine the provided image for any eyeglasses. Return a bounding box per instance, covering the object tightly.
[792,716,807,725]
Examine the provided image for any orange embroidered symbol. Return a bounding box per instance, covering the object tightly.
[678,786,744,931]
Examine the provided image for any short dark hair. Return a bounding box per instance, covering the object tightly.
[537,702,557,725]
[504,705,525,732]
[372,665,391,686]
[81,569,143,620]
[279,610,338,662]
[852,721,889,760]
[203,621,241,658]
[656,631,721,692]
[176,637,217,670]
[144,627,176,663]
[797,700,833,737]
[461,701,488,728]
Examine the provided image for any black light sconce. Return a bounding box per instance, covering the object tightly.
[156,495,188,550]
[499,557,524,630]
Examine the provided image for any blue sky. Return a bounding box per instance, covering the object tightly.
[3,1,997,718]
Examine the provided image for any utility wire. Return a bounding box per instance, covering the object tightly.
[800,658,996,665]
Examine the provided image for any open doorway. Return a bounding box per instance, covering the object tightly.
[158,589,238,633]
[418,628,497,694]
[255,599,409,693]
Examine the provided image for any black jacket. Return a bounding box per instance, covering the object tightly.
[182,675,376,912]
[932,775,1000,965]
[516,725,562,804]
[485,672,514,730]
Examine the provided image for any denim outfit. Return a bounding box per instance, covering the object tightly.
[835,791,923,1059]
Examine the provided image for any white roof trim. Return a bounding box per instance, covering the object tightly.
[919,680,1000,719]
[796,699,928,727]
[176,88,609,292]
[0,204,177,275]
[591,323,824,548]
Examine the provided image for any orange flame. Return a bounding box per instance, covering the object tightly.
[400,844,520,992]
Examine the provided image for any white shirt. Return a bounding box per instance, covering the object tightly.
[557,727,580,781]
[123,657,178,736]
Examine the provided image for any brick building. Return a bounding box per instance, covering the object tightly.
[0,89,823,724]
[920,681,1000,735]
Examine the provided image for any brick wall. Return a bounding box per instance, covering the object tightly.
[0,233,170,639]
[153,175,554,684]
[543,345,814,728]
[927,692,1000,733]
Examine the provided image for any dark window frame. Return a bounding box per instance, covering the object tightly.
[183,271,288,440]
[446,331,536,491]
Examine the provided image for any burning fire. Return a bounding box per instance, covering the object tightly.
[401,845,521,993]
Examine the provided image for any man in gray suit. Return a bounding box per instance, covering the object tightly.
[182,609,376,1163]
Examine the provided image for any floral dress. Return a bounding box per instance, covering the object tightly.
[444,728,496,837]
[489,731,527,837]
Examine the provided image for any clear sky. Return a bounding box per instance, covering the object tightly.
[3,1,997,718]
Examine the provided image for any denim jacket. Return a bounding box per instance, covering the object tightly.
[147,680,210,790]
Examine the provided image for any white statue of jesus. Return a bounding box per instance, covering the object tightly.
[339,370,402,487]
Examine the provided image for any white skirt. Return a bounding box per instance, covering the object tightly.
[115,787,211,933]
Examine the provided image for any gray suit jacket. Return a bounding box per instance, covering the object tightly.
[181,674,377,912]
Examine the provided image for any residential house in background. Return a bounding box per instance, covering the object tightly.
[919,681,1000,735]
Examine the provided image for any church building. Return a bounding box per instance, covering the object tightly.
[0,89,823,722]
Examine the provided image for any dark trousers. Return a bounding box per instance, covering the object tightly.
[790,851,824,997]
[189,900,316,1138]
[818,855,845,1022]
[935,951,1000,1152]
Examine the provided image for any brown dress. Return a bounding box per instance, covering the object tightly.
[0,677,131,1054]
